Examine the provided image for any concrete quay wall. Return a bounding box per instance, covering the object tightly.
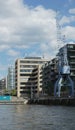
[0,101,24,105]
[0,96,28,105]
[28,98,75,106]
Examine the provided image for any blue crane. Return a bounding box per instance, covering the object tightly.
[54,13,74,97]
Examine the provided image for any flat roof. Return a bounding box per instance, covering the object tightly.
[24,57,42,59]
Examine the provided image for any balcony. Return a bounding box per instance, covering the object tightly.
[69,56,75,58]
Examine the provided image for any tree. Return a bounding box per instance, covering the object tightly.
[11,89,17,96]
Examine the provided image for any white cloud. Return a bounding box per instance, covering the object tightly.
[0,45,10,51]
[0,0,75,59]
[0,0,57,56]
[7,49,20,57]
[60,16,75,25]
[69,8,75,14]
[69,0,75,4]
[62,26,75,41]
[0,0,75,79]
[60,16,70,25]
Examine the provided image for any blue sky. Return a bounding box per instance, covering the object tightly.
[0,0,75,78]
[24,0,75,14]
[24,0,74,9]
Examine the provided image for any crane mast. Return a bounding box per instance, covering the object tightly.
[54,13,74,97]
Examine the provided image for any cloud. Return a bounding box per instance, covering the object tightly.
[69,0,75,4]
[60,16,75,25]
[7,49,20,57]
[0,0,75,79]
[0,0,57,55]
[60,15,75,25]
[62,26,75,41]
[0,64,8,78]
[0,45,10,51]
[0,0,75,60]
[69,8,75,14]
[58,10,75,44]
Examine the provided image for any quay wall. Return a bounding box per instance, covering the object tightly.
[0,96,28,105]
[0,101,24,105]
[28,98,75,106]
[0,96,75,106]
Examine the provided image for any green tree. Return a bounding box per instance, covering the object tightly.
[11,89,17,96]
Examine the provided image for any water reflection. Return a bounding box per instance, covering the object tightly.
[0,105,75,130]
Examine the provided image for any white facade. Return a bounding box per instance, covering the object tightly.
[15,57,48,97]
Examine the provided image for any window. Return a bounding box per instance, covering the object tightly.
[20,74,31,76]
[68,45,73,48]
[20,69,32,72]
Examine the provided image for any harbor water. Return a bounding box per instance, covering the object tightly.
[0,105,75,130]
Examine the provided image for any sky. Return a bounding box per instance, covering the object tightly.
[0,0,75,78]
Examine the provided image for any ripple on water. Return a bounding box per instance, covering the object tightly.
[0,105,75,130]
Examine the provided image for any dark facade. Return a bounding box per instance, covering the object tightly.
[67,44,75,84]
[42,44,75,96]
[0,78,6,90]
[59,44,75,85]
[42,58,58,96]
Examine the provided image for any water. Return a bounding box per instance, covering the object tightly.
[0,105,75,130]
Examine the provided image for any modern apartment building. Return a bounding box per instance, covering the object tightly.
[15,57,48,98]
[7,66,15,90]
[42,58,58,95]
[59,44,75,87]
[42,44,75,96]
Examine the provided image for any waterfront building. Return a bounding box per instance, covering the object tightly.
[42,44,75,96]
[59,44,75,95]
[58,44,75,82]
[42,58,58,96]
[15,57,48,97]
[7,66,15,90]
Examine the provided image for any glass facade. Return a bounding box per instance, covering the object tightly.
[7,66,15,90]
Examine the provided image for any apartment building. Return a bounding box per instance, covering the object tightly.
[42,58,58,95]
[15,57,48,98]
[42,44,75,96]
[59,44,75,87]
[7,66,15,90]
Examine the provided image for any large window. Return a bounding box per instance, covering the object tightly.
[20,65,36,68]
[20,82,32,85]
[20,74,31,76]
[20,69,32,72]
[20,60,43,64]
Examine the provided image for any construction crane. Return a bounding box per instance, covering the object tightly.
[54,13,74,97]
